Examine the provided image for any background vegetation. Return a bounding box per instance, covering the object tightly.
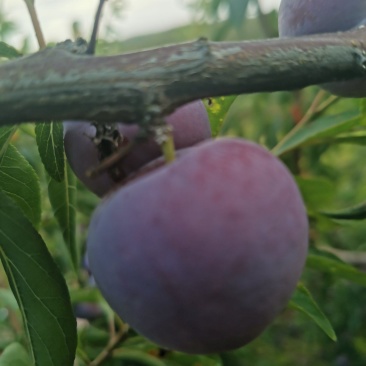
[1,0,366,365]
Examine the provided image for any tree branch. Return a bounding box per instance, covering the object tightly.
[0,28,366,126]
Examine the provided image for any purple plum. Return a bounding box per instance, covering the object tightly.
[278,0,366,97]
[64,100,211,197]
[87,138,309,354]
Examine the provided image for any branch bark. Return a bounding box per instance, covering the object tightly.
[0,28,366,126]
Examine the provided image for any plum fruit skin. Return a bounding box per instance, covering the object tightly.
[278,0,366,97]
[87,138,309,354]
[63,100,211,197]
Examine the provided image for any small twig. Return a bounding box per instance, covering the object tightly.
[23,0,46,49]
[86,0,108,55]
[271,91,338,156]
[89,323,129,366]
[87,140,136,178]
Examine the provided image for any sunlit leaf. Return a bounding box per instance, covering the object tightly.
[204,96,236,137]
[0,190,77,366]
[288,283,336,341]
[35,122,65,182]
[0,144,41,227]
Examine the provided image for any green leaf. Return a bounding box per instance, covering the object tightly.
[307,253,366,286]
[69,287,101,304]
[288,283,336,341]
[165,352,222,366]
[0,144,41,227]
[204,96,236,137]
[48,161,78,268]
[0,190,77,366]
[321,201,366,220]
[35,122,65,182]
[296,177,336,211]
[326,134,366,146]
[228,0,250,29]
[113,349,167,366]
[0,41,22,59]
[272,110,363,156]
[0,342,32,366]
[0,126,17,158]
[0,288,18,310]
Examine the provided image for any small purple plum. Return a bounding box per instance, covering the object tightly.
[64,100,211,197]
[278,0,366,97]
[87,138,309,354]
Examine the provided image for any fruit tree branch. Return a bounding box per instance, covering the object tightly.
[0,28,366,126]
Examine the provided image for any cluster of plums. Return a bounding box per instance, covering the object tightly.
[65,97,308,354]
[279,0,366,97]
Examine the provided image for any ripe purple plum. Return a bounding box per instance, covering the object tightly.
[63,100,211,197]
[87,138,309,354]
[278,0,366,97]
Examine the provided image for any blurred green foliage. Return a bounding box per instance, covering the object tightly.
[0,1,366,365]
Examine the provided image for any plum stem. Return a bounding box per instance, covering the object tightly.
[23,0,46,49]
[153,124,176,163]
[161,135,176,163]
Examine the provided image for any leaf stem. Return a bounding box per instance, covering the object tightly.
[271,91,339,156]
[89,323,129,366]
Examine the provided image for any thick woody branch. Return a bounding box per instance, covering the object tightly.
[0,28,366,126]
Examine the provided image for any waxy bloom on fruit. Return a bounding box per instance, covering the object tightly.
[87,138,309,354]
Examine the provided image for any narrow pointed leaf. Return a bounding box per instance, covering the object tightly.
[35,122,65,182]
[273,110,363,156]
[307,253,366,286]
[0,190,77,366]
[0,41,22,59]
[327,134,366,146]
[0,144,41,227]
[321,201,366,220]
[289,283,336,341]
[48,161,78,268]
